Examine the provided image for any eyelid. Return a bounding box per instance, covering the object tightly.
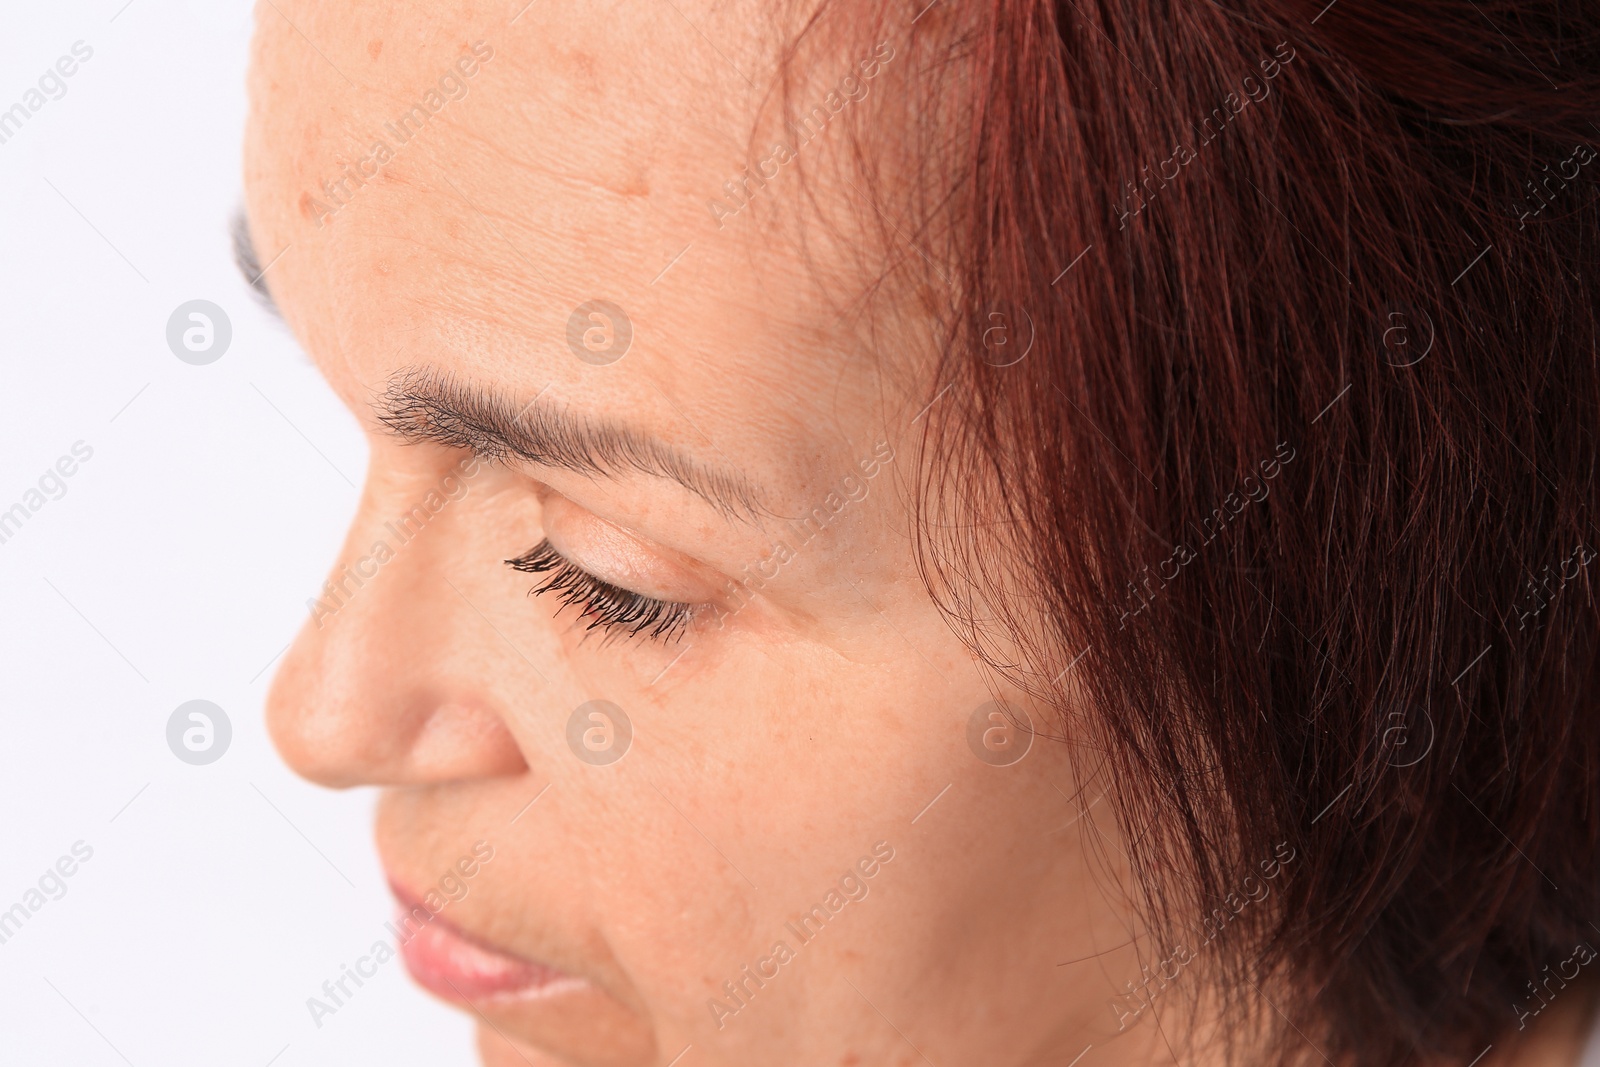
[507,539,699,644]
[231,209,283,319]
[536,487,720,603]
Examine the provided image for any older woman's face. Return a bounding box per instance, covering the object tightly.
[246,2,1139,1064]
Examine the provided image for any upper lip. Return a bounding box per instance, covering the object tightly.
[378,857,660,1065]
[387,877,581,999]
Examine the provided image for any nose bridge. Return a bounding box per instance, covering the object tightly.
[265,447,530,787]
[310,467,465,626]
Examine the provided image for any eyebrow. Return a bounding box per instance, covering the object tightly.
[376,368,768,523]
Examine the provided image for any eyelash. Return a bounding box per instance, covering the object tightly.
[505,540,696,645]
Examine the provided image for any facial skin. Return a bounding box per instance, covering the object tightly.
[243,3,1212,1066]
[240,5,1600,1067]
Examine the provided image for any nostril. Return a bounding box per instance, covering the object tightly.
[409,702,529,781]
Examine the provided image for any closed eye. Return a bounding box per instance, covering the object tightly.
[506,539,697,645]
[231,208,283,319]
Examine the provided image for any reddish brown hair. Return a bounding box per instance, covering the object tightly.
[886,1,1600,1064]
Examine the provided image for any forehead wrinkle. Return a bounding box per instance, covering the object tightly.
[375,366,768,523]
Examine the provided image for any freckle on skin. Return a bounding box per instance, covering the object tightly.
[619,160,650,197]
[566,49,598,82]
[367,39,382,59]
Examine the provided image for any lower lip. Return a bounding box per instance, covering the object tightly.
[391,886,581,1003]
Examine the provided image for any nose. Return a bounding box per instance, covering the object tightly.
[265,442,531,787]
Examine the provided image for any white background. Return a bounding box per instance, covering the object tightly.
[0,2,473,1062]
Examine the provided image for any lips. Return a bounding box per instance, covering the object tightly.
[390,881,583,1002]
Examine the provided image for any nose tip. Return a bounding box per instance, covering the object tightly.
[264,617,393,788]
[265,613,531,787]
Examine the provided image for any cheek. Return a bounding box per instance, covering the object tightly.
[571,650,957,1024]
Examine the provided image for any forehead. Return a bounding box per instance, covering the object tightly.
[242,1,908,499]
